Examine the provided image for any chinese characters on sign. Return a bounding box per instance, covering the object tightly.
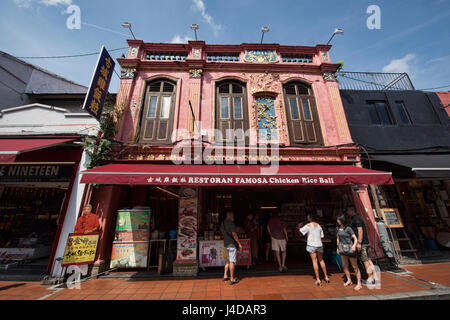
[61,233,99,267]
[82,46,115,120]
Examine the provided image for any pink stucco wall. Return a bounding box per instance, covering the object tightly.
[115,40,352,147]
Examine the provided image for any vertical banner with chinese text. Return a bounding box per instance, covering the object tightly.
[82,46,115,120]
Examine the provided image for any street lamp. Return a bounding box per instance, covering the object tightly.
[260,26,270,44]
[326,28,344,45]
[190,24,199,41]
[121,22,136,40]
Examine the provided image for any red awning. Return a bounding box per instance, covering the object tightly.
[0,139,76,162]
[81,164,394,186]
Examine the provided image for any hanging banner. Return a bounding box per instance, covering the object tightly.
[82,46,115,120]
[61,233,99,267]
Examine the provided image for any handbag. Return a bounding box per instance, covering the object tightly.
[338,242,354,255]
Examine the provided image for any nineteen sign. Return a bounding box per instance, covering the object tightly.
[82,46,115,120]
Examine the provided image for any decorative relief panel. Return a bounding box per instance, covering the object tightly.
[323,72,337,81]
[245,72,281,95]
[244,50,278,63]
[321,51,329,62]
[256,96,278,141]
[193,48,201,59]
[130,47,137,57]
[120,68,137,79]
[189,69,203,78]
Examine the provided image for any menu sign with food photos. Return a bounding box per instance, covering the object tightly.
[110,209,150,269]
[177,188,198,260]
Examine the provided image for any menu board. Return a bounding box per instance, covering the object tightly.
[199,239,251,267]
[177,188,198,260]
[110,209,150,269]
[110,242,148,268]
[381,208,404,228]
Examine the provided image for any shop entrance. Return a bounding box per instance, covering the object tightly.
[0,185,68,276]
[201,186,354,273]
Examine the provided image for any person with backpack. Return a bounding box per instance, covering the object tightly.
[298,213,330,286]
[347,206,380,285]
[220,211,242,285]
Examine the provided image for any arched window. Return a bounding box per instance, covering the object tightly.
[215,80,249,142]
[140,79,176,144]
[283,81,323,145]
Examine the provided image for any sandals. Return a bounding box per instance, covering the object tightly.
[315,280,322,287]
[223,277,230,282]
[230,279,240,285]
[324,278,330,284]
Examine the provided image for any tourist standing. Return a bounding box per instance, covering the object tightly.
[347,206,380,284]
[220,211,242,285]
[267,210,288,272]
[336,214,362,290]
[299,213,330,286]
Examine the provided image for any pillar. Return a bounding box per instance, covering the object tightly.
[350,185,385,259]
[173,186,199,276]
[90,185,124,274]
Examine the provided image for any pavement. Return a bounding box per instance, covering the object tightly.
[0,262,449,300]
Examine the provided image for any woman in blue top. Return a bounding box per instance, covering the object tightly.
[336,214,362,290]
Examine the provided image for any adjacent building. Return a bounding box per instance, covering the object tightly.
[340,72,450,263]
[0,51,98,279]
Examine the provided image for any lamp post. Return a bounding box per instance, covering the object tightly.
[121,22,136,40]
[191,24,199,41]
[260,26,270,44]
[326,28,344,45]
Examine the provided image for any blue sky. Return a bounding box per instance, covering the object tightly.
[1,0,450,93]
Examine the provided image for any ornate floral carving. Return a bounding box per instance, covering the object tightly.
[323,72,337,81]
[245,72,281,95]
[193,48,201,59]
[189,69,203,78]
[120,68,137,79]
[256,97,278,140]
[244,50,278,63]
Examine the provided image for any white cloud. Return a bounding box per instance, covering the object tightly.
[170,35,193,44]
[192,0,223,37]
[12,0,72,8]
[40,0,72,6]
[382,54,417,74]
[12,0,32,8]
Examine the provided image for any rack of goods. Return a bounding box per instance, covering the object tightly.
[0,187,65,268]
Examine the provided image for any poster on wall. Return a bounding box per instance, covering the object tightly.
[61,233,99,267]
[236,239,251,266]
[110,242,148,268]
[115,210,150,232]
[177,188,198,260]
[199,239,251,267]
[199,241,227,267]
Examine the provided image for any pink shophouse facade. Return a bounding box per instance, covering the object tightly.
[76,40,393,276]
